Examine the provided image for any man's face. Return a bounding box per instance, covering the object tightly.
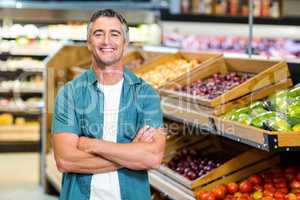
[87,17,128,67]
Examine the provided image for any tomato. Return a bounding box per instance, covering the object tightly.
[248,175,262,186]
[239,180,253,193]
[227,182,238,194]
[212,186,226,200]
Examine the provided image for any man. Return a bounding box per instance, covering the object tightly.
[52,9,166,200]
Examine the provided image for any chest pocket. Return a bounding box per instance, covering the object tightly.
[80,111,103,139]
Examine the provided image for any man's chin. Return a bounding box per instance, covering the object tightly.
[95,59,121,68]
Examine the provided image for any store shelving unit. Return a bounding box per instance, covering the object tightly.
[161,97,300,152]
[40,45,299,200]
[7,1,295,199]
[161,9,300,26]
[0,49,47,150]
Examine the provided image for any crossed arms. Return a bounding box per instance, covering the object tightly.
[52,126,166,174]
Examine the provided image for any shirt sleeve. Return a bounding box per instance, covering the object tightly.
[51,83,81,135]
[138,83,163,129]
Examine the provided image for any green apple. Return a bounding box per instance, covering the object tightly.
[288,86,300,98]
[267,117,291,131]
[237,113,252,125]
[251,111,277,128]
[251,107,267,117]
[288,104,300,118]
[249,101,265,109]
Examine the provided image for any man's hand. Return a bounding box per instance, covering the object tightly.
[78,136,96,153]
[133,125,156,143]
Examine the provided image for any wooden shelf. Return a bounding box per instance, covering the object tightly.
[149,170,195,200]
[0,88,43,93]
[162,96,300,152]
[0,125,39,142]
[0,67,44,72]
[0,107,41,114]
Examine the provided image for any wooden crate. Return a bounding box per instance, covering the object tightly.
[132,52,221,89]
[122,50,145,70]
[158,135,275,191]
[197,155,280,192]
[160,56,289,110]
[213,79,300,149]
[214,79,293,116]
[214,114,300,149]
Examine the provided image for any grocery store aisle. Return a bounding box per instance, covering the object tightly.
[0,152,58,200]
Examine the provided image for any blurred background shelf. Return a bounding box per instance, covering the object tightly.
[0,125,39,142]
[161,9,300,26]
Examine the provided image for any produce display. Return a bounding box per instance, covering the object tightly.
[0,58,44,71]
[0,97,43,109]
[165,148,222,180]
[136,58,199,88]
[0,39,61,55]
[223,84,300,132]
[0,113,13,125]
[0,75,43,91]
[197,165,300,200]
[163,34,300,59]
[176,72,252,99]
[0,113,38,126]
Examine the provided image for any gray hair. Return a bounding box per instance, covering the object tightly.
[87,9,129,42]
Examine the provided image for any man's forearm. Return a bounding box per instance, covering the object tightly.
[57,152,119,174]
[84,134,165,170]
[53,136,119,174]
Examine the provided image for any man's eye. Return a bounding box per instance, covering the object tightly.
[111,33,120,37]
[95,32,103,37]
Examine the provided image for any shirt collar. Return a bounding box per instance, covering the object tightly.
[87,66,141,86]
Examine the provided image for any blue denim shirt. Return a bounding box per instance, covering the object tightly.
[52,67,163,200]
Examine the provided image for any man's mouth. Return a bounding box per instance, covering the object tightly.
[99,48,115,52]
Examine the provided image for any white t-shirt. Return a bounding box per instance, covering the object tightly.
[90,79,124,200]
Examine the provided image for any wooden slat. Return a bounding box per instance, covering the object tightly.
[191,149,272,189]
[276,133,300,147]
[200,156,280,191]
[214,117,266,145]
[0,125,39,133]
[0,125,39,142]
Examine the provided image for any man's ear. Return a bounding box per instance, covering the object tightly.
[87,39,92,51]
[123,40,129,52]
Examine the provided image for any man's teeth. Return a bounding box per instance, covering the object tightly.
[101,48,114,52]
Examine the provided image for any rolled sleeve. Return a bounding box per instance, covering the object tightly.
[138,84,163,129]
[52,83,81,135]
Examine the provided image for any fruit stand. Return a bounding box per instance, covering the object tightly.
[42,45,300,200]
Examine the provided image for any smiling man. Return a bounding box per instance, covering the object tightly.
[51,9,166,200]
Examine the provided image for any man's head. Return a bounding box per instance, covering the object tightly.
[87,9,129,68]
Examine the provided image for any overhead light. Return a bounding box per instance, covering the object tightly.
[16,2,22,9]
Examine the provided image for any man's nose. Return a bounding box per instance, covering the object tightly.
[103,34,110,44]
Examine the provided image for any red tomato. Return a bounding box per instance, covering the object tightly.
[248,175,262,186]
[227,182,238,194]
[239,181,253,193]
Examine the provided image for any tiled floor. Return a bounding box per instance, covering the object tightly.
[0,152,58,200]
